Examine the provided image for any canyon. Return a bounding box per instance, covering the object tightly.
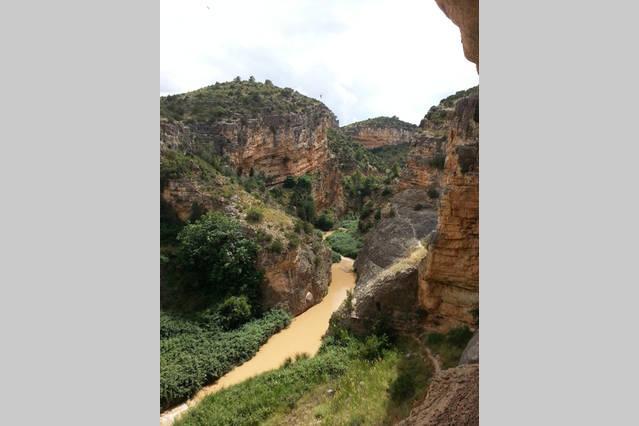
[160,0,479,421]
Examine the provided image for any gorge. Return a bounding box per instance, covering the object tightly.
[160,1,479,423]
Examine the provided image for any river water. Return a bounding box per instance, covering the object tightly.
[160,255,356,425]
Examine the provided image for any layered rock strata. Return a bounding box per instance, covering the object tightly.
[418,93,479,329]
[333,189,438,332]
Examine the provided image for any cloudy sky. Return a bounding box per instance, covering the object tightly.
[161,0,478,125]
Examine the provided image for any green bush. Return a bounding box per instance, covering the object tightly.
[269,239,284,254]
[326,230,363,259]
[331,250,342,263]
[429,153,445,170]
[359,334,389,361]
[427,188,440,199]
[283,175,296,188]
[315,212,334,231]
[175,212,262,303]
[245,208,263,223]
[389,371,417,402]
[218,296,252,329]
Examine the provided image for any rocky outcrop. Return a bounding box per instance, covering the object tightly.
[434,0,479,69]
[418,92,479,329]
[161,107,343,212]
[333,189,438,332]
[258,239,331,315]
[459,330,479,365]
[400,87,477,192]
[160,163,332,316]
[344,126,415,150]
[397,364,479,426]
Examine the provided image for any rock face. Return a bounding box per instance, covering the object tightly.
[434,0,479,69]
[418,92,479,329]
[160,165,332,316]
[334,189,438,332]
[344,126,415,150]
[397,364,479,426]
[160,104,343,212]
[258,239,331,315]
[459,330,479,365]
[342,116,417,149]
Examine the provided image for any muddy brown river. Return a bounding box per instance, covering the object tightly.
[160,255,356,425]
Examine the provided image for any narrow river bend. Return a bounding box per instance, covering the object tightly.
[160,255,356,425]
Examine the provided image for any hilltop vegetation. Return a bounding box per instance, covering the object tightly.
[160,77,332,124]
[343,115,417,132]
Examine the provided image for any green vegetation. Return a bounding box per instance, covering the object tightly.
[326,219,364,259]
[160,79,332,123]
[245,207,263,223]
[174,212,263,306]
[331,250,342,263]
[429,153,446,170]
[160,309,291,410]
[286,174,317,223]
[218,296,252,330]
[315,211,335,231]
[343,116,417,132]
[424,326,474,369]
[176,332,433,426]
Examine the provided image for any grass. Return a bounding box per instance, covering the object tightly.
[423,326,474,369]
[160,309,291,410]
[176,334,433,426]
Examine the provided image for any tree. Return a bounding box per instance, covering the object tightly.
[176,212,262,302]
[249,75,256,82]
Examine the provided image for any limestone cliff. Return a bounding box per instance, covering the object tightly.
[400,87,477,192]
[160,152,331,316]
[160,80,344,212]
[418,91,479,329]
[342,116,417,150]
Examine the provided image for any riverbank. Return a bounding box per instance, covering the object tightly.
[160,256,356,425]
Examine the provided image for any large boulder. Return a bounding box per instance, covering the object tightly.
[459,329,479,365]
[334,189,438,332]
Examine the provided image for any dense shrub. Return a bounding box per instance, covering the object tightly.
[160,309,291,410]
[289,175,316,223]
[175,212,262,303]
[359,334,389,361]
[269,239,284,254]
[389,371,417,402]
[429,153,446,170]
[245,207,263,223]
[218,296,252,329]
[331,250,342,263]
[283,175,296,188]
[315,212,334,231]
[326,230,363,259]
[427,188,440,199]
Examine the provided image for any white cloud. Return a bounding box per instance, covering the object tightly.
[160,0,478,125]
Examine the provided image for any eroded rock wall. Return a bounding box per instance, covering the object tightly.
[160,167,332,316]
[345,126,415,150]
[434,0,479,69]
[160,104,343,212]
[418,93,479,329]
